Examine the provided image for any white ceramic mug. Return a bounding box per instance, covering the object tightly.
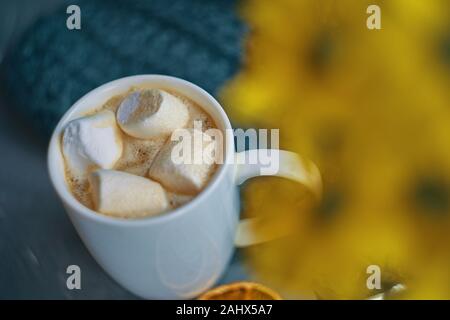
[47,75,321,299]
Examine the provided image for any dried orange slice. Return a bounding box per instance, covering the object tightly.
[198,282,282,300]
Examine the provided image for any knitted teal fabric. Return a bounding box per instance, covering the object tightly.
[2,0,246,136]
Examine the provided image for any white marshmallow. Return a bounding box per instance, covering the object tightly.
[89,169,169,218]
[62,110,123,177]
[148,129,217,195]
[116,89,189,139]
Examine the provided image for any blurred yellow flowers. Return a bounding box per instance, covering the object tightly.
[222,0,450,299]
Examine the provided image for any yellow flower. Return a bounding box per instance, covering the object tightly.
[222,0,450,299]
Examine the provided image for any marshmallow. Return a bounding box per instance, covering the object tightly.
[89,169,169,218]
[62,110,123,177]
[148,129,217,195]
[116,89,189,139]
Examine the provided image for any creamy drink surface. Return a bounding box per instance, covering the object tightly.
[63,85,218,217]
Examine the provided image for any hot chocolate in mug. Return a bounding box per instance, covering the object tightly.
[48,75,321,299]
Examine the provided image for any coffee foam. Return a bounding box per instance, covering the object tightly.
[113,134,166,176]
[65,169,93,209]
[63,85,218,214]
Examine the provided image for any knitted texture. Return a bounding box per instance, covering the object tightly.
[2,0,246,135]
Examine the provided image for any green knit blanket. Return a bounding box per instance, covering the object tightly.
[2,0,246,135]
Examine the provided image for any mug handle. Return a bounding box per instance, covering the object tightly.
[234,149,322,247]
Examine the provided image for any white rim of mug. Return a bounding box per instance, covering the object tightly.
[47,75,234,227]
